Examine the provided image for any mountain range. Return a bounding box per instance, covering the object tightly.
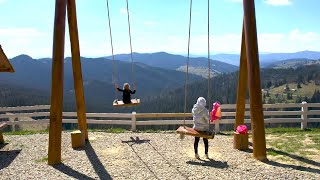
[1,51,319,112]
[211,50,320,66]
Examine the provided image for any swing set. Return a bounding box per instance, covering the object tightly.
[47,0,267,165]
[176,0,215,139]
[106,0,140,107]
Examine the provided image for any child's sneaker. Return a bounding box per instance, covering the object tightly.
[195,154,200,159]
[205,154,209,159]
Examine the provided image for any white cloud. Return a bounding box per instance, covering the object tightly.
[226,0,242,3]
[131,29,320,55]
[264,0,292,6]
[0,0,6,4]
[120,8,127,14]
[0,28,47,37]
[1,27,320,58]
[143,21,157,26]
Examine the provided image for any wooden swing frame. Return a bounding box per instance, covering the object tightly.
[48,0,267,165]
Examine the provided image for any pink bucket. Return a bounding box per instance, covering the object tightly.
[236,125,248,134]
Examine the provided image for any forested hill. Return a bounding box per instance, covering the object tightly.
[1,62,319,113]
[106,52,239,76]
[135,64,320,113]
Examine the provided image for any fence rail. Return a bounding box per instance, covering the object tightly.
[0,102,319,132]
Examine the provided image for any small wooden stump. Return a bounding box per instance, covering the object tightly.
[233,132,248,150]
[0,132,4,144]
[0,122,8,144]
[71,130,85,149]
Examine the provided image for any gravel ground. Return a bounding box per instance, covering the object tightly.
[0,132,319,180]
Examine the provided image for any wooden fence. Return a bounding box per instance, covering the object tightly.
[0,102,319,132]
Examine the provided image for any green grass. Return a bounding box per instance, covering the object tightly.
[4,130,48,135]
[265,128,320,134]
[89,128,126,133]
[35,156,48,163]
[265,128,320,159]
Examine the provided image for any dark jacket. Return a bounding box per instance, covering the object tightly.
[117,88,136,104]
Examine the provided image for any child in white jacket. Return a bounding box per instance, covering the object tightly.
[192,97,210,159]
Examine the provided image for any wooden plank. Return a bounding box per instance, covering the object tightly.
[264,111,302,116]
[0,105,50,112]
[62,119,132,125]
[135,113,192,118]
[308,110,320,115]
[0,45,14,73]
[113,99,140,107]
[136,120,193,125]
[306,103,320,108]
[48,0,67,165]
[0,112,50,119]
[63,112,132,118]
[308,118,320,123]
[176,126,214,139]
[264,118,302,123]
[6,120,50,125]
[263,103,302,108]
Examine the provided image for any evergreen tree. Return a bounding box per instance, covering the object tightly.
[297,82,302,89]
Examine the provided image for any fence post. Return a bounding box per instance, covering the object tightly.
[131,112,136,132]
[215,119,220,133]
[301,101,308,130]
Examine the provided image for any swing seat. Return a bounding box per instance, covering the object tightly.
[113,98,140,107]
[176,126,214,139]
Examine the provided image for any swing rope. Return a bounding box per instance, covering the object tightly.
[207,0,211,127]
[183,0,193,127]
[106,0,118,100]
[126,0,135,88]
[183,0,211,128]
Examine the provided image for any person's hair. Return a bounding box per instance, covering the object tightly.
[123,83,130,90]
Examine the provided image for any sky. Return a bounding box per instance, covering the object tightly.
[0,0,319,58]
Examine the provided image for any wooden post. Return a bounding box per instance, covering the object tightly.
[234,23,249,149]
[71,130,85,148]
[243,0,267,161]
[214,119,220,133]
[0,132,4,144]
[131,112,136,131]
[67,0,88,140]
[235,22,248,129]
[233,133,248,150]
[301,101,308,130]
[48,0,67,165]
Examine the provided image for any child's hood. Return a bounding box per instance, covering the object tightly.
[192,97,206,114]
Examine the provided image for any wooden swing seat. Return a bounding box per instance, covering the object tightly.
[113,99,140,107]
[176,126,214,139]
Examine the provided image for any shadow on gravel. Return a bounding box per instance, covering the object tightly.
[268,148,320,168]
[121,136,150,144]
[122,137,160,179]
[53,163,95,180]
[85,142,113,180]
[263,148,320,174]
[0,149,21,170]
[263,160,320,175]
[0,143,8,149]
[186,159,229,168]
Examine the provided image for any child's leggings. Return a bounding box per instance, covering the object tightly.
[194,137,208,154]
